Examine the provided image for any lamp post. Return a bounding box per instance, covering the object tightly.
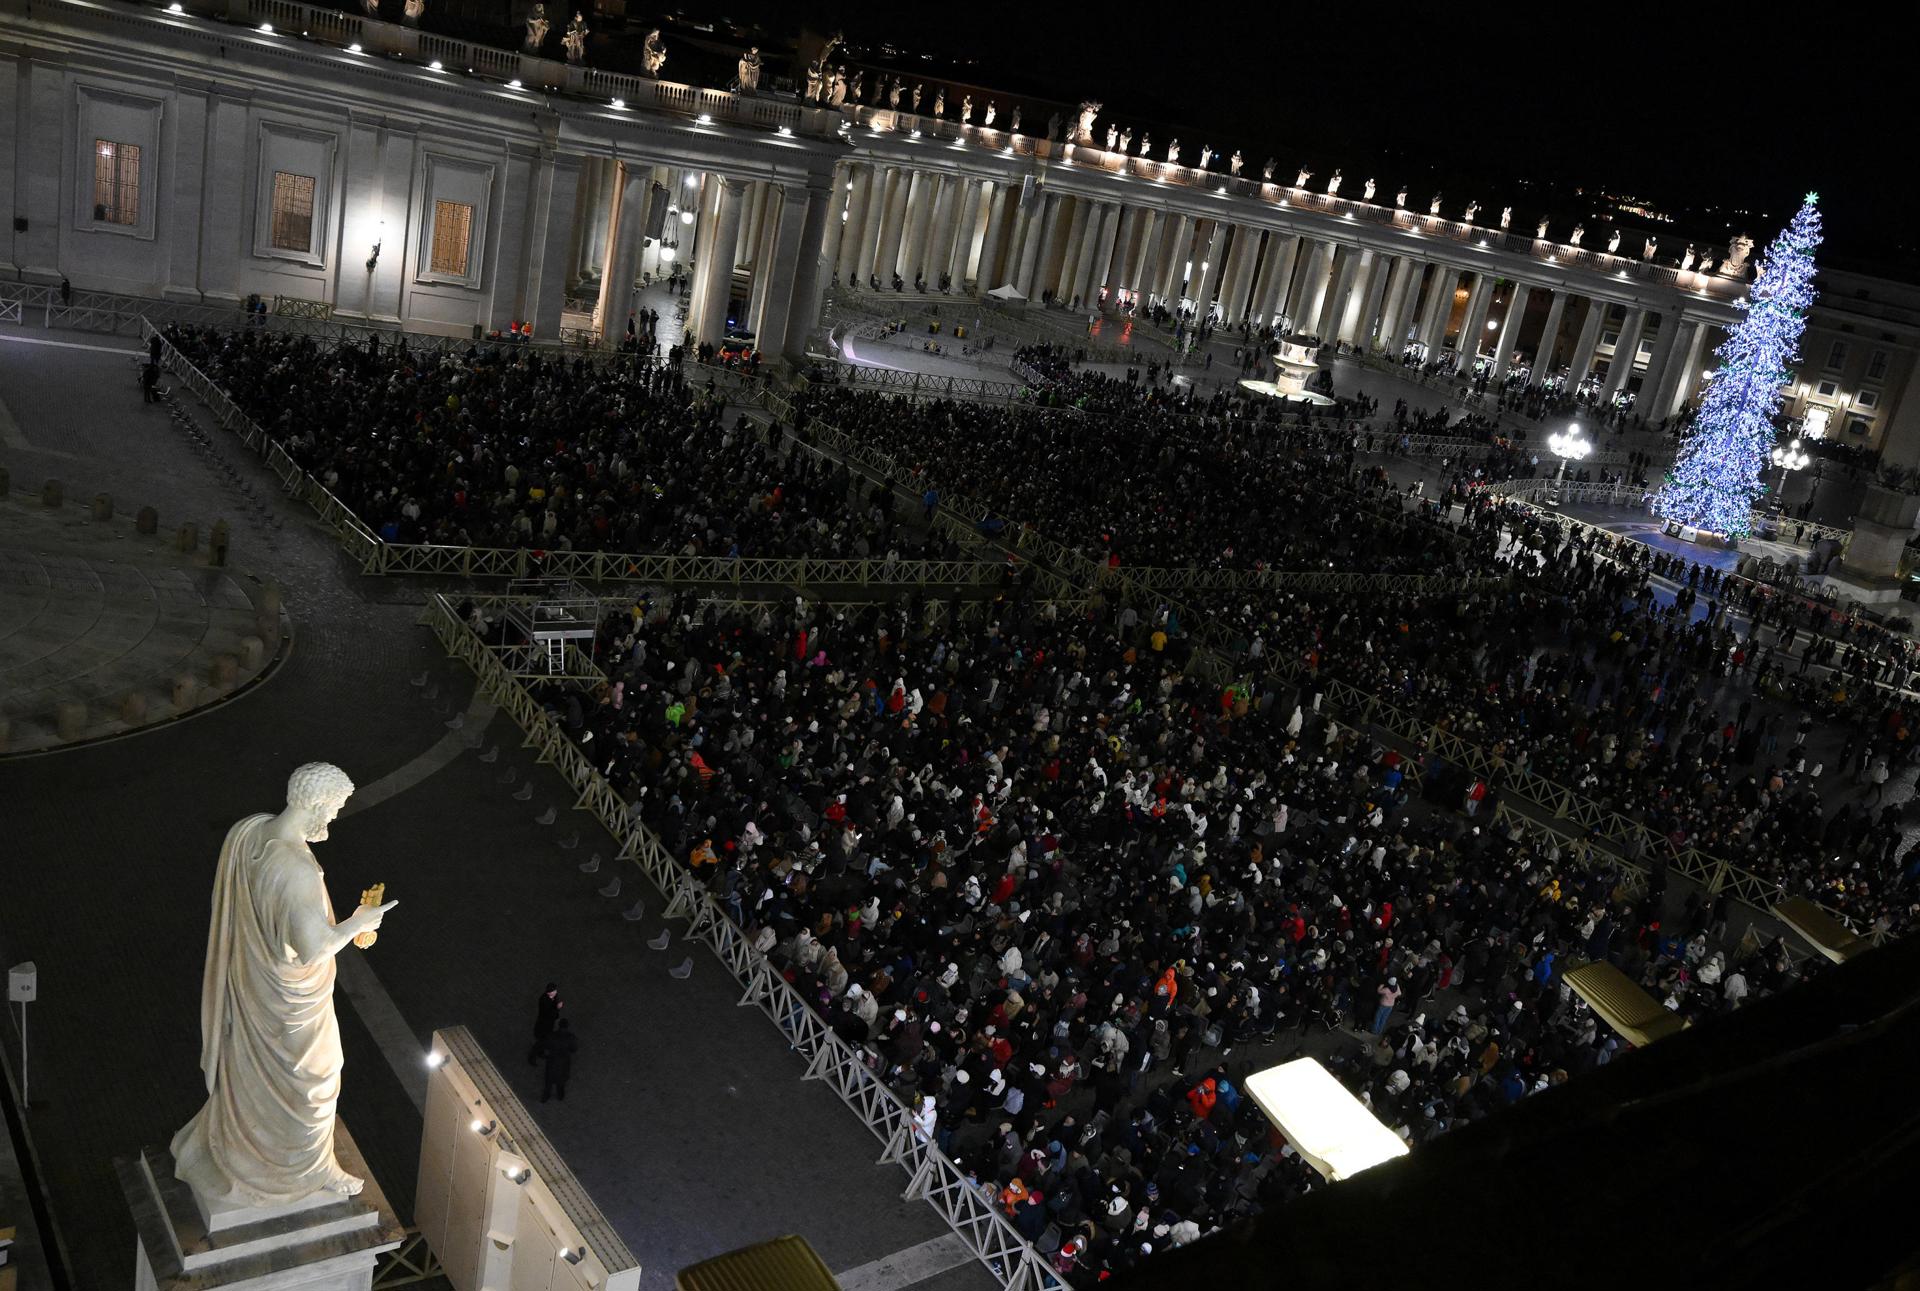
[1548,421,1592,494]
[1771,437,1810,513]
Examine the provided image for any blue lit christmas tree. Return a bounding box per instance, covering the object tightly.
[1655,194,1823,537]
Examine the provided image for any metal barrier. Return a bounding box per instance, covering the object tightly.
[1125,566,1509,596]
[372,1229,445,1289]
[423,594,1064,1291]
[1488,477,1852,547]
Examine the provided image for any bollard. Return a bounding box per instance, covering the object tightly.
[56,700,87,741]
[210,519,231,566]
[239,635,266,669]
[173,673,198,710]
[93,493,114,521]
[41,479,63,508]
[137,505,159,534]
[211,654,239,689]
[177,521,198,553]
[121,692,149,724]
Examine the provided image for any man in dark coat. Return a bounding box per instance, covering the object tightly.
[542,1019,577,1103]
[529,982,563,1064]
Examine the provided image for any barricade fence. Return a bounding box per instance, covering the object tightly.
[422,594,1064,1291]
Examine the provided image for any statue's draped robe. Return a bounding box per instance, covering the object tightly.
[171,815,347,1205]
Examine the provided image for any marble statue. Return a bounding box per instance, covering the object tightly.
[1166,137,1180,163]
[933,88,945,117]
[828,67,847,107]
[1229,150,1243,177]
[1262,159,1275,181]
[1569,224,1585,246]
[910,82,922,112]
[1680,244,1697,272]
[171,763,397,1207]
[983,101,996,127]
[887,78,902,109]
[1606,229,1621,254]
[961,94,973,124]
[804,63,823,101]
[1295,167,1311,187]
[640,28,666,77]
[1138,132,1150,157]
[362,0,376,16]
[1119,128,1132,153]
[1642,235,1657,261]
[1395,185,1408,208]
[736,46,760,91]
[1106,124,1118,150]
[1010,105,1021,132]
[401,0,423,24]
[562,12,587,63]
[1463,200,1479,223]
[1047,111,1063,142]
[1499,206,1512,230]
[1199,145,1212,171]
[849,70,864,102]
[1363,177,1375,200]
[1429,193,1443,216]
[1536,217,1549,239]
[1697,255,1716,276]
[1076,100,1102,145]
[1725,232,1754,274]
[1326,169,1342,195]
[524,3,548,51]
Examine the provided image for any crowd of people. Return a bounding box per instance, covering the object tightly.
[168,318,1920,1284]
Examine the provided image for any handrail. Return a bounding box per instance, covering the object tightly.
[423,593,1065,1291]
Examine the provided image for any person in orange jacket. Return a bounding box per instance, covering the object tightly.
[1185,1076,1217,1121]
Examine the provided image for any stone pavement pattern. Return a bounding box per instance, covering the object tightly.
[0,329,986,1291]
[0,480,278,752]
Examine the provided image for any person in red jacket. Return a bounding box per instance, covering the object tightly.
[1186,1076,1217,1121]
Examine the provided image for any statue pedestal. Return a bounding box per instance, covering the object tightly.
[119,1120,404,1291]
[1840,484,1920,584]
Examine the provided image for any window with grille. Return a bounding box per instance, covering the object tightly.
[1825,339,1848,370]
[92,139,140,226]
[269,171,316,253]
[1867,350,1889,382]
[430,200,475,276]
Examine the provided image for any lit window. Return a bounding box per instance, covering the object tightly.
[1825,339,1848,370]
[430,199,474,276]
[93,139,141,226]
[269,171,316,253]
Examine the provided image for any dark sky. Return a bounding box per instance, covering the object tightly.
[714,0,1911,275]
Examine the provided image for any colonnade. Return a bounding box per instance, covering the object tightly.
[556,149,1720,414]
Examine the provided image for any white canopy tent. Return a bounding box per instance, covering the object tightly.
[1244,1058,1410,1182]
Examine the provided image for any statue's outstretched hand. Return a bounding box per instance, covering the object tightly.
[350,899,399,935]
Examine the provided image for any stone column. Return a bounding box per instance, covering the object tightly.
[819,164,850,280]
[1020,192,1066,299]
[736,181,768,271]
[1053,198,1091,304]
[1490,282,1532,378]
[1186,221,1224,318]
[1600,305,1647,401]
[1079,203,1120,311]
[693,175,744,347]
[527,152,584,340]
[564,159,593,287]
[745,188,784,340]
[1375,256,1418,354]
[1104,205,1138,302]
[1002,180,1044,293]
[1119,209,1156,301]
[1527,288,1568,386]
[1651,319,1710,420]
[1214,226,1255,326]
[1634,313,1684,415]
[1254,233,1301,325]
[899,172,938,286]
[1456,273,1498,368]
[1311,245,1355,341]
[1418,266,1461,354]
[1152,213,1192,303]
[593,160,649,341]
[977,181,1016,289]
[852,165,890,284]
[582,157,615,281]
[1291,240,1336,335]
[947,178,982,287]
[1352,252,1392,349]
[873,167,913,283]
[836,163,874,286]
[1564,298,1608,389]
[919,175,957,286]
[755,179,832,360]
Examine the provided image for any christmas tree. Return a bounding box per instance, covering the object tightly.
[1655,194,1823,537]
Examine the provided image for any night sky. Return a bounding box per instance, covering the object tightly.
[710,1,1912,276]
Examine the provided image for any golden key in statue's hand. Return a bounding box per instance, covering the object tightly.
[354,882,388,949]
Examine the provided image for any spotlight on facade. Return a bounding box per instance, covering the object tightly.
[428,59,443,70]
[611,98,625,109]
[348,41,363,52]
[660,245,676,262]
[167,2,183,11]
[777,125,792,137]
[257,21,273,32]
[425,1050,445,1068]
[696,112,713,124]
[680,209,694,225]
[507,78,522,88]
[561,1247,586,1265]
[469,1118,497,1137]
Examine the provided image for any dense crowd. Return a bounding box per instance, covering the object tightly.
[498,588,1815,1281]
[168,322,1918,1281]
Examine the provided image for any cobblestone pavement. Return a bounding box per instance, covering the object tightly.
[0,328,984,1291]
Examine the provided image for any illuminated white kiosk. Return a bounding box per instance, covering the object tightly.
[1237,338,1336,406]
[1244,1058,1410,1182]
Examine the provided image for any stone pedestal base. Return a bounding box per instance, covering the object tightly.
[120,1121,404,1291]
[1840,484,1920,583]
[1809,571,1912,610]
